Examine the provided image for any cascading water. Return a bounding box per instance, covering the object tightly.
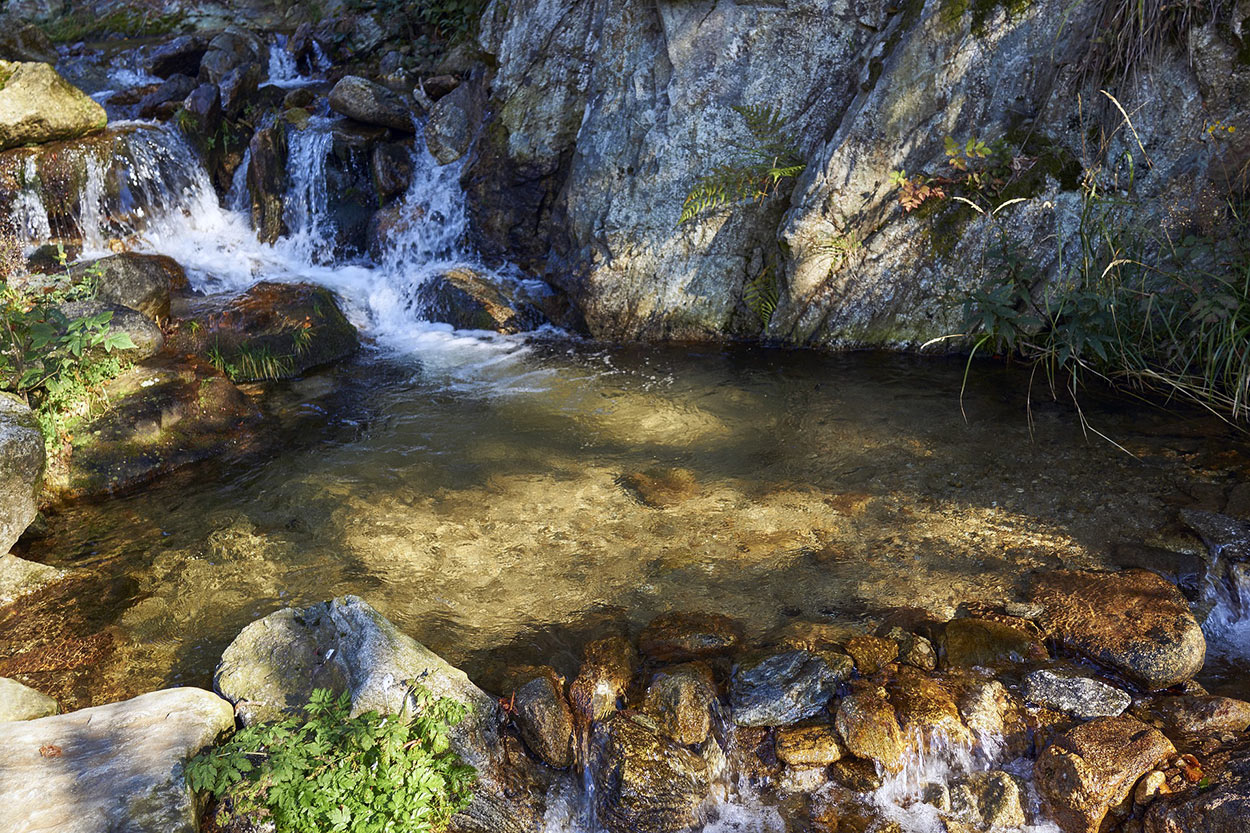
[265,34,305,88]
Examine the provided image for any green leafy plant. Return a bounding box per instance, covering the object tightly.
[187,686,476,833]
[39,7,185,42]
[679,104,806,225]
[743,264,780,326]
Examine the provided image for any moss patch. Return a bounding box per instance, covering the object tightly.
[941,0,1032,36]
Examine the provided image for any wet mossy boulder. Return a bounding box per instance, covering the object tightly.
[592,714,710,833]
[53,356,259,499]
[169,281,358,382]
[939,616,1048,668]
[1029,569,1206,691]
[70,253,187,322]
[414,267,549,334]
[0,62,107,151]
[0,392,43,555]
[329,75,419,132]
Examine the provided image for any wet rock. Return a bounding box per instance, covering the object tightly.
[0,17,54,64]
[0,687,233,833]
[71,253,186,321]
[371,140,414,203]
[1035,715,1177,833]
[593,714,710,833]
[1029,569,1206,691]
[1024,669,1132,720]
[0,675,57,720]
[643,662,717,746]
[951,771,1029,829]
[1179,508,1250,562]
[215,595,545,832]
[775,723,846,766]
[168,281,358,382]
[835,685,906,773]
[329,75,418,132]
[939,616,1048,668]
[845,634,898,675]
[218,62,261,118]
[58,299,163,360]
[199,27,265,87]
[569,635,635,722]
[504,665,574,768]
[1144,746,1250,833]
[425,81,481,165]
[885,626,937,671]
[182,81,222,130]
[0,392,43,556]
[283,87,316,110]
[886,667,972,745]
[52,356,258,499]
[639,610,742,662]
[829,757,885,791]
[138,74,197,121]
[247,119,289,244]
[1134,695,1250,743]
[366,200,421,259]
[730,649,847,727]
[955,678,1031,760]
[0,553,63,607]
[147,35,208,79]
[619,466,700,508]
[424,74,461,100]
[414,267,548,333]
[0,62,107,152]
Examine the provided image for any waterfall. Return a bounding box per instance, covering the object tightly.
[226,147,252,215]
[283,119,338,264]
[265,34,305,88]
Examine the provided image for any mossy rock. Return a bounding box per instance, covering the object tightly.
[0,62,106,152]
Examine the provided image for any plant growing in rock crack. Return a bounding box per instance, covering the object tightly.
[187,686,476,833]
[679,104,806,225]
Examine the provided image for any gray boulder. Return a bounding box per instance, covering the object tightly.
[138,74,197,120]
[0,392,43,555]
[329,75,418,132]
[1023,669,1131,720]
[215,596,547,833]
[0,676,57,720]
[0,687,233,833]
[425,81,480,164]
[729,649,849,727]
[71,253,187,322]
[0,61,107,152]
[503,666,574,768]
[0,553,63,607]
[199,26,265,87]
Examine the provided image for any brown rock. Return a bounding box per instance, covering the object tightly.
[569,636,635,723]
[1029,569,1206,691]
[886,668,972,746]
[503,666,574,768]
[835,685,905,773]
[1034,716,1177,833]
[643,662,717,746]
[845,635,898,676]
[939,617,1048,669]
[775,724,846,766]
[1134,695,1250,744]
[639,611,742,662]
[592,715,709,833]
[619,467,700,508]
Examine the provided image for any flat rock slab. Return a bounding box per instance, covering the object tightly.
[0,687,233,833]
[1029,569,1205,691]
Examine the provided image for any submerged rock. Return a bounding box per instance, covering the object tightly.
[0,392,43,555]
[1029,569,1206,691]
[0,675,57,720]
[0,552,63,607]
[1023,669,1131,720]
[845,634,898,675]
[414,267,549,334]
[642,662,718,746]
[730,649,847,727]
[593,714,710,833]
[619,466,700,508]
[939,616,1048,668]
[329,75,418,132]
[0,687,233,833]
[1034,715,1176,833]
[0,62,107,151]
[503,665,575,768]
[639,610,741,662]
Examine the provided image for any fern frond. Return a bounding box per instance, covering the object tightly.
[743,265,780,326]
[732,104,786,144]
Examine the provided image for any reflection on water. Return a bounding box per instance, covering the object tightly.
[5,343,1248,708]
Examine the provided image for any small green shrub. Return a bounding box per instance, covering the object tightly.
[680,104,806,225]
[39,8,185,43]
[187,687,477,833]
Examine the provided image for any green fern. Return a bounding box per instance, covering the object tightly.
[743,265,780,326]
[679,104,806,226]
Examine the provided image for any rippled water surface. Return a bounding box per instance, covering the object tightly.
[7,342,1249,708]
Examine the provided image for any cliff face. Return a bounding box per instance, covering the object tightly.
[466,0,1250,346]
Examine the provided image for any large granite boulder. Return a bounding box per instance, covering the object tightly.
[0,392,43,555]
[592,714,710,833]
[329,75,418,132]
[1034,715,1176,833]
[1029,569,1206,691]
[0,62,106,151]
[0,687,233,833]
[215,596,546,833]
